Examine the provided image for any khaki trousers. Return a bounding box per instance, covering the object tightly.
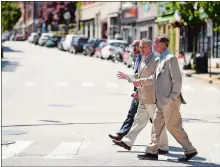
[122,102,168,151]
[146,96,197,154]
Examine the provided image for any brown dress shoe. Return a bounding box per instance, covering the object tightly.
[158,149,169,155]
[112,139,131,151]
[108,134,122,141]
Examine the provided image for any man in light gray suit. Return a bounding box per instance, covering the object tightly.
[113,38,168,153]
[137,34,197,162]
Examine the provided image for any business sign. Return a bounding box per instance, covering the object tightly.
[121,7,137,20]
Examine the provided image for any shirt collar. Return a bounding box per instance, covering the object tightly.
[160,49,169,60]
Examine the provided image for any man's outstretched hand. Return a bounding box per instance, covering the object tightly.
[117,71,128,80]
[133,81,141,88]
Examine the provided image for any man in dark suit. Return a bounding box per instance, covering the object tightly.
[109,40,144,141]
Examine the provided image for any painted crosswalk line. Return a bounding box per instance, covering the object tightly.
[44,142,82,159]
[24,81,36,87]
[2,141,34,159]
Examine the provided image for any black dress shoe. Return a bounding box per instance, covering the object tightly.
[137,152,158,160]
[108,134,122,141]
[178,151,198,162]
[158,149,169,155]
[112,139,131,151]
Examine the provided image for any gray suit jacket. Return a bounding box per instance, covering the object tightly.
[153,50,186,108]
[127,52,159,104]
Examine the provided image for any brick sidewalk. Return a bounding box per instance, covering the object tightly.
[179,58,220,87]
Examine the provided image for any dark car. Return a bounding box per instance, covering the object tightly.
[14,34,26,41]
[45,36,62,47]
[70,36,89,54]
[83,38,106,56]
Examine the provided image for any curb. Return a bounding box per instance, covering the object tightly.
[183,71,220,87]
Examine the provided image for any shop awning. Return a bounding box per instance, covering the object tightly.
[155,15,175,24]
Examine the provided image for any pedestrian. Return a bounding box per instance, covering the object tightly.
[112,38,168,154]
[108,40,142,141]
[137,34,197,162]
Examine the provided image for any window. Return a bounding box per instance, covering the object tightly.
[140,31,147,39]
[148,26,153,40]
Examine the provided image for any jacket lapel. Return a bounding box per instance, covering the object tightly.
[156,58,166,78]
[138,53,154,78]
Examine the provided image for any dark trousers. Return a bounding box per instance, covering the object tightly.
[116,98,139,137]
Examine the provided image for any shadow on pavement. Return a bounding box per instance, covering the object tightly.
[1,60,20,72]
[2,120,123,128]
[163,159,219,167]
[3,46,23,53]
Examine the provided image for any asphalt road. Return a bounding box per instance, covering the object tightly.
[1,41,220,166]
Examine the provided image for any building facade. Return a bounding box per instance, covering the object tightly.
[80,2,121,39]
[136,2,157,41]
[155,2,180,57]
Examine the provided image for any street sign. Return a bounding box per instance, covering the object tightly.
[207,19,213,37]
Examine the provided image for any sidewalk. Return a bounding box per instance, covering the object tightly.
[178,59,220,87]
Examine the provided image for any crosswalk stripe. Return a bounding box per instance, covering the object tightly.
[56,82,69,87]
[106,83,118,88]
[44,142,82,159]
[2,141,34,159]
[24,81,36,87]
[81,82,94,88]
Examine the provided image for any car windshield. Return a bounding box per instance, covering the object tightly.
[78,38,88,45]
[110,42,126,48]
[94,40,105,47]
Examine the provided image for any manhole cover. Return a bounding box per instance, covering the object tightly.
[2,140,15,145]
[48,104,74,107]
[2,130,28,135]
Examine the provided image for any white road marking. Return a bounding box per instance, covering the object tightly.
[210,144,220,163]
[44,142,82,159]
[158,154,168,160]
[56,82,69,87]
[81,82,94,88]
[106,83,118,88]
[24,81,36,87]
[2,141,34,159]
[2,79,6,85]
[182,85,194,91]
[205,86,219,92]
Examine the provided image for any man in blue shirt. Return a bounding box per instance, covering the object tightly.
[109,40,143,141]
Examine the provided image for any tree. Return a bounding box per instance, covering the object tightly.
[172,2,220,54]
[1,2,21,32]
[172,2,206,54]
[199,2,220,31]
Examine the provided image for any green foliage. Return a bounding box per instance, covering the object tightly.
[172,2,220,31]
[1,2,21,31]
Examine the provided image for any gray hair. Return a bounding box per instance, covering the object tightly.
[140,38,153,46]
[154,33,169,47]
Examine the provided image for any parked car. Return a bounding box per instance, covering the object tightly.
[112,43,129,63]
[45,36,62,47]
[83,38,106,56]
[94,41,107,58]
[57,37,66,50]
[33,33,41,45]
[69,36,89,54]
[126,52,136,68]
[38,33,53,46]
[62,34,77,51]
[27,32,38,43]
[100,39,128,60]
[14,34,26,41]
